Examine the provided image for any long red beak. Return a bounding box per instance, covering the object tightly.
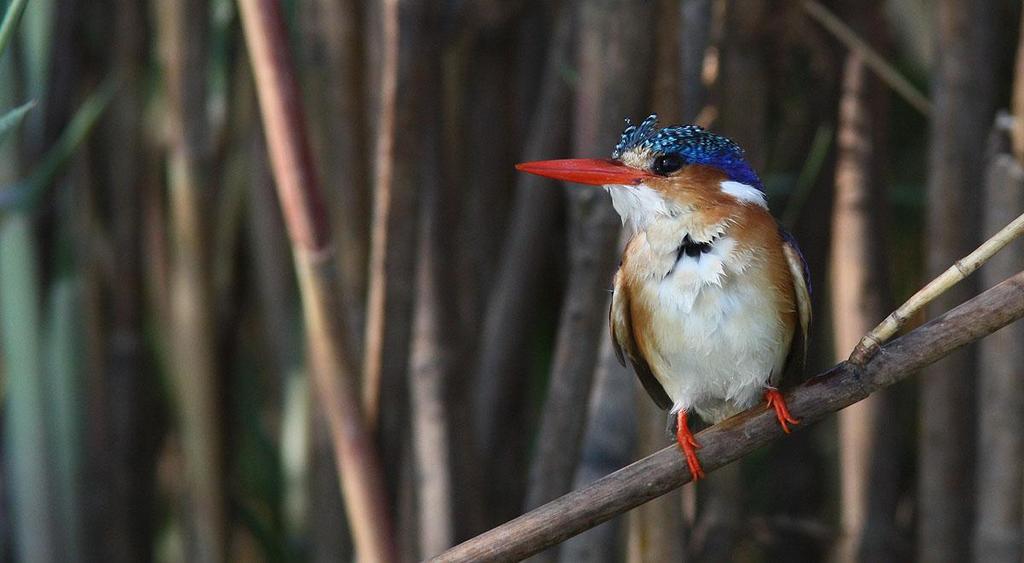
[515,158,653,186]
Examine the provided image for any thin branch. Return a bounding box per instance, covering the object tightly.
[237,1,396,561]
[802,0,932,117]
[850,210,1024,364]
[431,270,1024,562]
[363,0,418,430]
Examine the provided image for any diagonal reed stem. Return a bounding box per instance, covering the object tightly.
[802,0,932,117]
[850,210,1024,364]
[237,1,397,561]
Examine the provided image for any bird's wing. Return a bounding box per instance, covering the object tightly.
[610,270,673,410]
[780,228,812,381]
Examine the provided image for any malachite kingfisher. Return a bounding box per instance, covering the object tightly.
[516,115,811,480]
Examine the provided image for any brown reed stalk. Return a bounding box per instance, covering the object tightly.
[237,1,396,561]
[159,1,226,559]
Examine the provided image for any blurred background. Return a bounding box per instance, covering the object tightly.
[0,0,1022,561]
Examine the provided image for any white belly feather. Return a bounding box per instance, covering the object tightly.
[633,237,790,423]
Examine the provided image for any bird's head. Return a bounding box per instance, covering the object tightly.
[516,114,765,231]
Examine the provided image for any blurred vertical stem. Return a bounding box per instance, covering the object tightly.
[0,217,60,562]
[525,0,655,523]
[159,0,227,560]
[44,278,83,563]
[294,4,370,554]
[237,0,397,561]
[453,9,518,346]
[678,0,711,122]
[1012,7,1024,164]
[245,130,314,548]
[405,1,460,557]
[473,5,572,528]
[92,0,154,559]
[0,1,109,560]
[297,0,371,345]
[973,118,1024,563]
[561,333,638,563]
[831,43,901,562]
[652,0,681,123]
[919,2,996,561]
[362,0,417,432]
[627,393,686,563]
[365,1,428,551]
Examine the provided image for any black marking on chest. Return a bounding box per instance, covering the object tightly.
[666,234,715,277]
[677,235,713,260]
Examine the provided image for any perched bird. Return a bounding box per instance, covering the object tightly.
[516,115,811,479]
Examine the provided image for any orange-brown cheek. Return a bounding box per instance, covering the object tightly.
[646,165,734,208]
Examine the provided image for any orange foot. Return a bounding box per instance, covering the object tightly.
[764,388,800,433]
[676,410,705,480]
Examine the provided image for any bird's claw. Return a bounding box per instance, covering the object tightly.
[675,410,706,480]
[764,388,799,433]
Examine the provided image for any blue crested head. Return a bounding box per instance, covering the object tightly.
[611,114,762,189]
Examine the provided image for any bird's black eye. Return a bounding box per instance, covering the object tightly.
[652,154,684,175]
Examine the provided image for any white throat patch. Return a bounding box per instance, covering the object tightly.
[605,184,671,232]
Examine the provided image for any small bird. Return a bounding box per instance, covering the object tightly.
[516,115,811,479]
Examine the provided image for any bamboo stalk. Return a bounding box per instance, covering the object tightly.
[431,269,1024,562]
[849,210,1024,365]
[236,1,396,561]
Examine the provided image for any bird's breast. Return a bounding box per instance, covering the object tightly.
[620,215,795,421]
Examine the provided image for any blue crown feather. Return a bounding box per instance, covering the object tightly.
[612,114,762,189]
